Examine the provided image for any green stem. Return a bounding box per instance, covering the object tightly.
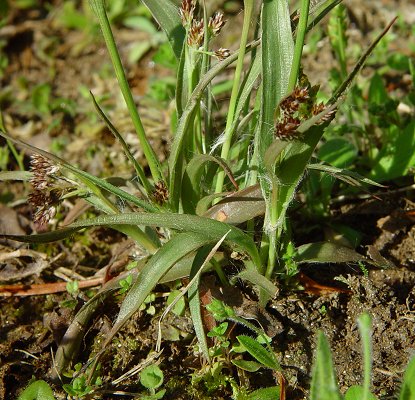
[288,0,310,92]
[215,0,253,195]
[90,0,163,185]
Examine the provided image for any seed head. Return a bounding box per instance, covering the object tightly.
[208,11,226,36]
[180,0,196,27]
[30,154,60,190]
[28,189,60,225]
[153,181,169,205]
[187,19,204,48]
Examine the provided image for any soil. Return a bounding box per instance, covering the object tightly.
[1,1,414,399]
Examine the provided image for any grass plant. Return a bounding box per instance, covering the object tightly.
[0,0,407,397]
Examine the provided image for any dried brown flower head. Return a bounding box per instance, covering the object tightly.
[153,181,169,205]
[28,154,65,225]
[187,19,204,48]
[214,48,231,61]
[208,11,226,36]
[30,154,60,190]
[28,189,60,225]
[274,85,336,140]
[180,0,196,27]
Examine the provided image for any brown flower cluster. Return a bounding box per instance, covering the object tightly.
[179,0,196,28]
[275,86,336,140]
[208,11,226,36]
[153,181,169,205]
[180,1,226,50]
[187,19,204,47]
[28,154,62,225]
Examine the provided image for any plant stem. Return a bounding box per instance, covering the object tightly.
[214,0,253,196]
[288,0,310,93]
[90,0,163,185]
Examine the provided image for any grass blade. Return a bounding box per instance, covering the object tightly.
[90,0,164,184]
[2,212,261,269]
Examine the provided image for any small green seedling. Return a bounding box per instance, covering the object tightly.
[17,380,55,400]
[139,364,165,399]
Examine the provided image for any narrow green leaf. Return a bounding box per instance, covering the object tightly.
[308,163,385,188]
[310,331,342,400]
[294,241,366,264]
[141,0,185,59]
[358,313,373,400]
[237,335,280,371]
[399,357,415,400]
[188,246,213,362]
[1,211,261,270]
[89,91,150,193]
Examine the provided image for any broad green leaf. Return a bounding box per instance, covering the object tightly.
[232,268,278,298]
[237,335,281,371]
[247,386,281,400]
[183,154,237,213]
[203,184,265,224]
[399,357,415,400]
[113,232,208,332]
[141,0,185,59]
[345,386,377,400]
[2,212,261,268]
[259,0,294,158]
[17,380,56,400]
[140,364,164,389]
[318,138,357,167]
[294,241,367,264]
[310,331,342,400]
[231,359,262,372]
[370,121,415,182]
